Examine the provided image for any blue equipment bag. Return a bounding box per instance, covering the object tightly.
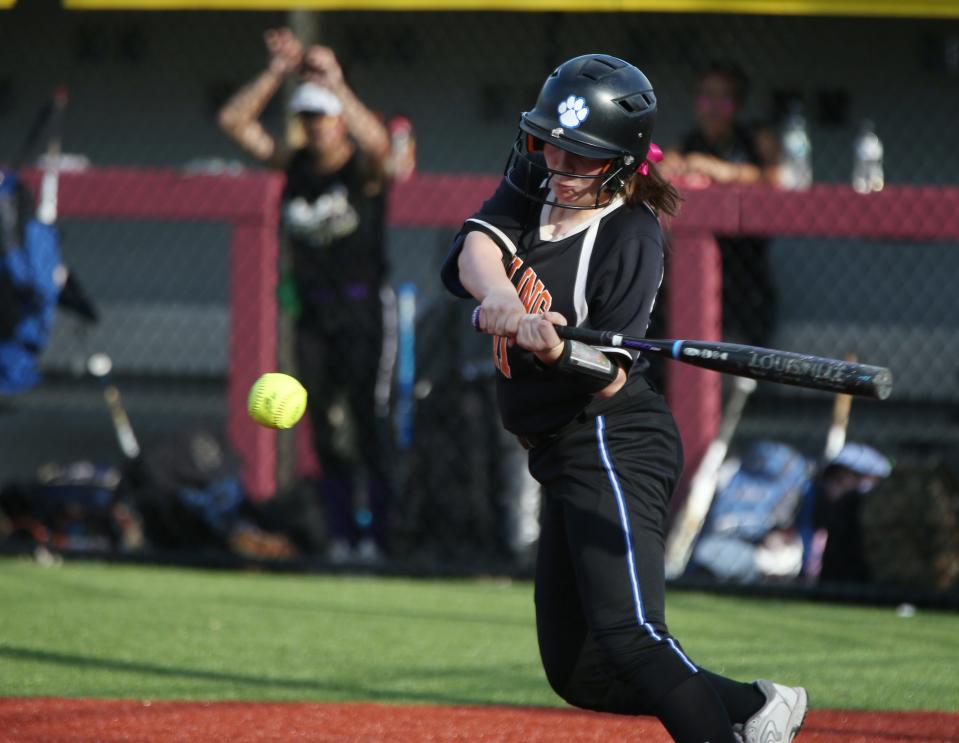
[689,440,813,582]
[0,171,62,394]
[702,440,812,542]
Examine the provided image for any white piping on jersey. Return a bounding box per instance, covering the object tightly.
[638,202,664,335]
[646,263,665,336]
[537,192,625,326]
[572,219,601,326]
[465,218,518,256]
[585,200,663,348]
[596,346,632,361]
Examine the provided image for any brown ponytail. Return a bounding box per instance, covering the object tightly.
[622,161,682,217]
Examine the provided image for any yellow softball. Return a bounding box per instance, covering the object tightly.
[247,373,307,429]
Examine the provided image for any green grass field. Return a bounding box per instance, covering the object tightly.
[1,557,956,711]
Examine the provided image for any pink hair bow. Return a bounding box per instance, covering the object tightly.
[638,142,664,176]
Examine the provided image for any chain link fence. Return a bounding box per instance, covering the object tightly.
[1,2,958,600]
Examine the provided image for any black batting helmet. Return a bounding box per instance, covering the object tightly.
[504,53,658,208]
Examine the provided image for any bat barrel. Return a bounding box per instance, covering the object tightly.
[661,340,894,400]
[556,326,894,400]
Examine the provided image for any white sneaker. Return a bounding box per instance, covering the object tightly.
[326,538,352,564]
[354,537,382,564]
[736,679,808,743]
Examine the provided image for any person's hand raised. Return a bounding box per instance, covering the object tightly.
[264,27,303,76]
[302,45,344,88]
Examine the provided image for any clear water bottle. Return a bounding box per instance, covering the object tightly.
[852,119,884,194]
[779,103,813,190]
[387,115,416,183]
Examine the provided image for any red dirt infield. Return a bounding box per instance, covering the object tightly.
[1,698,957,742]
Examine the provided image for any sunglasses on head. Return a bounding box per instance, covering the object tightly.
[696,95,736,114]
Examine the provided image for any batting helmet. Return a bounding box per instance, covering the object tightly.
[504,54,658,208]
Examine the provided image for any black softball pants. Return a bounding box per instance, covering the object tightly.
[296,293,393,548]
[527,382,762,740]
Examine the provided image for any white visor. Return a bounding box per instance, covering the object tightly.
[830,442,892,478]
[289,83,343,116]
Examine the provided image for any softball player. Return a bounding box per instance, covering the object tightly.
[441,54,807,743]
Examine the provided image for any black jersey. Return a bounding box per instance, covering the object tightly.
[441,160,665,436]
[282,147,387,305]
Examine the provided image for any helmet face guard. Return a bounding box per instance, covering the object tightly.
[503,54,657,210]
[503,131,637,210]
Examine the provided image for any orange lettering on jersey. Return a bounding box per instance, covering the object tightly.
[493,336,512,378]
[490,256,553,379]
[506,256,523,280]
[519,279,546,312]
[531,290,552,315]
[515,267,536,300]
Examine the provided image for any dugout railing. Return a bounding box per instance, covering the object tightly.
[27,167,959,508]
[8,166,959,607]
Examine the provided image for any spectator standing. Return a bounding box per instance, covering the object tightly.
[218,28,394,562]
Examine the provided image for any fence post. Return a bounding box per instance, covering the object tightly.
[229,221,280,501]
[666,230,722,514]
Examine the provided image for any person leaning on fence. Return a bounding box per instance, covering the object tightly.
[659,61,780,349]
[797,442,892,584]
[442,53,807,743]
[217,28,394,563]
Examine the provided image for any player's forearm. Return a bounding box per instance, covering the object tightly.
[545,338,625,396]
[592,364,627,398]
[329,81,391,163]
[762,163,784,186]
[457,232,514,302]
[690,153,762,184]
[218,68,283,129]
[217,69,284,147]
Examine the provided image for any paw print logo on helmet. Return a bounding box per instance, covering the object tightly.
[557,96,589,128]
